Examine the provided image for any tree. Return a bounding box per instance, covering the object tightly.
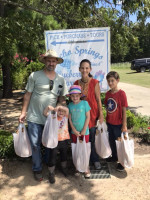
[0,0,150,97]
[0,2,61,98]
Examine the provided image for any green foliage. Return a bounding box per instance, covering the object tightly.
[26,60,44,74]
[127,110,149,129]
[126,110,137,129]
[101,92,105,105]
[11,58,44,90]
[0,129,16,158]
[12,67,28,90]
[139,128,150,143]
[126,110,150,143]
[11,54,28,89]
[0,4,62,97]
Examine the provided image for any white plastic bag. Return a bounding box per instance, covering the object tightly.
[116,132,134,168]
[42,111,59,148]
[95,122,112,158]
[13,123,32,157]
[71,137,91,172]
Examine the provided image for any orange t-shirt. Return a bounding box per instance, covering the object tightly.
[57,116,70,141]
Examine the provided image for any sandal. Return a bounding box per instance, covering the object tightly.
[84,171,91,178]
[75,170,80,176]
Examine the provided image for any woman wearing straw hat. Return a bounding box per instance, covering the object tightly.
[19,49,68,181]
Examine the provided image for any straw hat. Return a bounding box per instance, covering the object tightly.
[39,49,63,64]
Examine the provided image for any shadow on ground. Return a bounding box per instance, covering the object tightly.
[128,106,143,115]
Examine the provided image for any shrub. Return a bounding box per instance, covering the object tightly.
[127,111,150,143]
[11,59,44,90]
[12,67,28,90]
[101,93,105,105]
[26,60,44,74]
[0,129,16,158]
[126,110,137,129]
[141,128,150,143]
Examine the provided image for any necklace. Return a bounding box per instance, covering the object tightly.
[80,79,89,95]
[81,78,89,83]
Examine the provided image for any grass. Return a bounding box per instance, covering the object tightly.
[111,62,150,88]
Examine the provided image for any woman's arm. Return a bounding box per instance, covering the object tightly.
[80,110,90,136]
[122,107,127,132]
[69,113,80,137]
[43,105,54,117]
[95,82,104,124]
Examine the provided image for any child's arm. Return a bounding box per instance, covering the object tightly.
[43,105,55,117]
[80,110,90,136]
[69,113,80,137]
[55,106,69,117]
[122,107,127,132]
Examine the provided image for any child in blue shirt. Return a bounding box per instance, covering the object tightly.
[68,85,91,177]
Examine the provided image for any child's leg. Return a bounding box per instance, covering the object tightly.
[59,140,68,176]
[48,147,58,167]
[107,123,122,161]
[48,147,58,184]
[89,127,101,169]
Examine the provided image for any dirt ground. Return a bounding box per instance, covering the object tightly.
[0,83,150,200]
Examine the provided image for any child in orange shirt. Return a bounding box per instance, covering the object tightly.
[43,103,70,184]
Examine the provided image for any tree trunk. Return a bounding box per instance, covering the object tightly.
[0,2,4,17]
[2,64,13,98]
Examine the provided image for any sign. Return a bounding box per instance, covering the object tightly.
[45,27,110,92]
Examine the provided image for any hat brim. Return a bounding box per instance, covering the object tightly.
[69,92,82,95]
[39,55,64,64]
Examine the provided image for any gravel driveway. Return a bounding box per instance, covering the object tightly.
[119,82,150,116]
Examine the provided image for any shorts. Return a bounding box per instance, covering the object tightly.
[71,134,89,143]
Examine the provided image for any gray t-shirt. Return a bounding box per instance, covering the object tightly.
[25,70,68,125]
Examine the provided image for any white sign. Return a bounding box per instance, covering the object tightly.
[45,27,110,92]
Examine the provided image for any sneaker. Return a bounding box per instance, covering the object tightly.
[106,157,117,163]
[34,171,43,182]
[116,163,125,172]
[84,171,91,178]
[49,172,55,184]
[94,162,101,170]
[75,170,80,176]
[61,167,68,177]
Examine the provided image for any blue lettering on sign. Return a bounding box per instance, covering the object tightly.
[66,81,74,87]
[59,49,74,70]
[60,49,72,57]
[75,46,103,60]
[57,70,81,79]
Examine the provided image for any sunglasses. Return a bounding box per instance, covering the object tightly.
[49,80,54,90]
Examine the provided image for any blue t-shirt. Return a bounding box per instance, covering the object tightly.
[68,100,91,135]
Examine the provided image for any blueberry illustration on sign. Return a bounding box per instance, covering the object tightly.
[94,70,105,89]
[107,98,117,113]
[94,70,105,83]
